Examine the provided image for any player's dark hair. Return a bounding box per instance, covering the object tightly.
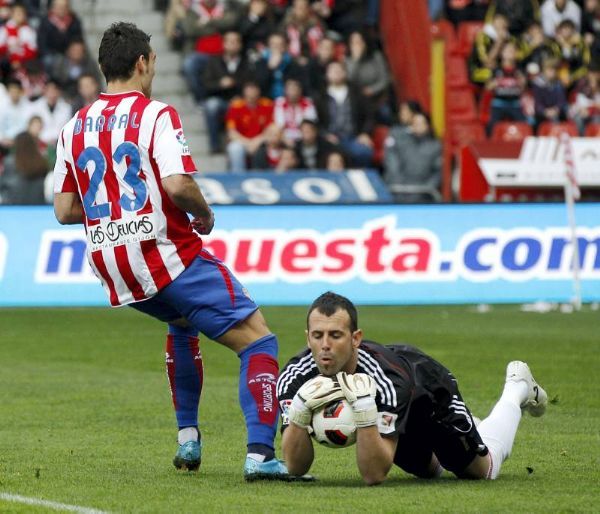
[98,22,152,83]
[307,292,358,332]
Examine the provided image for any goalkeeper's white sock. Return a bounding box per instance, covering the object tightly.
[477,381,527,479]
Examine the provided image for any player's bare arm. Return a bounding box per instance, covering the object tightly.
[54,191,84,225]
[355,427,398,485]
[162,174,214,234]
[281,423,314,476]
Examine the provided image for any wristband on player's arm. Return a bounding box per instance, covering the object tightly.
[288,395,312,429]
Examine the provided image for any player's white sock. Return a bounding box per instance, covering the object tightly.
[246,453,266,463]
[178,427,199,445]
[477,381,527,479]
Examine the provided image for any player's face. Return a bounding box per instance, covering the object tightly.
[306,308,362,376]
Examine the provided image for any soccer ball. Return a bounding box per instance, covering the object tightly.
[310,399,357,449]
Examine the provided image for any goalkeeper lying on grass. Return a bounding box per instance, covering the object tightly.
[276,292,548,485]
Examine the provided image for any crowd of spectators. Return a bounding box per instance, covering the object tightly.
[0,0,102,205]
[434,0,600,137]
[162,0,403,175]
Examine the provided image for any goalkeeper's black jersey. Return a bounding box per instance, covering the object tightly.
[276,341,463,439]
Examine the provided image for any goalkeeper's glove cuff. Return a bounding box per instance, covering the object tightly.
[351,397,378,428]
[288,395,311,429]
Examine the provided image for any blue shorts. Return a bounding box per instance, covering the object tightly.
[130,249,258,340]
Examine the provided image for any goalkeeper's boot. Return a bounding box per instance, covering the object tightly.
[243,456,290,481]
[506,361,547,417]
[173,436,202,471]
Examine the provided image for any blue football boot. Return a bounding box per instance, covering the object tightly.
[173,439,202,471]
[243,456,290,481]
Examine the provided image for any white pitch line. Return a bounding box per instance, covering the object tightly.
[0,492,110,514]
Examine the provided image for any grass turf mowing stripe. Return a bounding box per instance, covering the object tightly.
[0,493,109,514]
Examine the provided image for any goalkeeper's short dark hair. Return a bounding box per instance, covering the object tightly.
[307,292,358,332]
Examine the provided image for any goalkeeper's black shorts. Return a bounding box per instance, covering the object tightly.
[391,351,488,477]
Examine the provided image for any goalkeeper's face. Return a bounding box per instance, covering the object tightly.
[306,308,362,376]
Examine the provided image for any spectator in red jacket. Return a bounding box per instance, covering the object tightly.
[0,4,38,74]
[225,80,274,171]
[37,0,83,69]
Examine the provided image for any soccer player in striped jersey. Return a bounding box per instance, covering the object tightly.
[53,22,289,481]
[277,292,548,484]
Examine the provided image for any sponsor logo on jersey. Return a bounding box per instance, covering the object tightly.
[377,411,398,435]
[87,213,158,252]
[279,399,293,425]
[176,129,190,156]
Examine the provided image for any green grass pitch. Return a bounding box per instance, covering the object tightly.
[0,305,599,513]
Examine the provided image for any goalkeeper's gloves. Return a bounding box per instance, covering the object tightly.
[336,372,378,428]
[288,375,345,429]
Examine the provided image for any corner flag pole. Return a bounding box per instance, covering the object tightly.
[560,132,582,311]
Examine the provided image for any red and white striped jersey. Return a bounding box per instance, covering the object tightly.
[53,90,203,307]
[273,96,317,142]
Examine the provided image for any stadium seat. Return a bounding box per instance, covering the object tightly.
[431,19,456,41]
[454,21,484,57]
[477,89,493,125]
[372,125,390,166]
[491,121,534,142]
[584,123,600,137]
[447,120,486,151]
[537,121,579,137]
[447,86,478,122]
[446,55,469,87]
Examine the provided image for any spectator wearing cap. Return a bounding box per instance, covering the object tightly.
[37,0,83,70]
[0,3,38,74]
[225,80,274,171]
[314,60,374,168]
[541,0,581,38]
[203,30,254,153]
[273,77,317,145]
[25,80,72,145]
[293,118,338,169]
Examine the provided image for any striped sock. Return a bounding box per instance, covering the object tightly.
[238,334,279,454]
